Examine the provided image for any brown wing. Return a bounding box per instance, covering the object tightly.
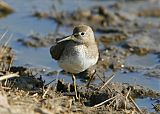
[50,41,67,60]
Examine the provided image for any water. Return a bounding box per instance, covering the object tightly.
[0,0,159,112]
[112,71,160,91]
[0,0,115,68]
[136,97,155,113]
[125,54,159,67]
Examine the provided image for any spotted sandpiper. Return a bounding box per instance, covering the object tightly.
[50,25,99,99]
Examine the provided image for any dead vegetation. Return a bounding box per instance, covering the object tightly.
[0,31,16,78]
[0,38,159,113]
[0,0,160,114]
[0,69,159,114]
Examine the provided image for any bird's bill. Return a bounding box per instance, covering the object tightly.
[56,35,75,43]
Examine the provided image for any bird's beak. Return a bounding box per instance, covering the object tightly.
[56,35,75,43]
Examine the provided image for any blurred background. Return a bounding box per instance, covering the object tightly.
[0,0,160,113]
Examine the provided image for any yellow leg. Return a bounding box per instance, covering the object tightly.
[72,74,78,100]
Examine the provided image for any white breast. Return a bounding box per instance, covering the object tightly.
[58,45,98,74]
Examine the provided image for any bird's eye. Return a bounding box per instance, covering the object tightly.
[80,32,85,36]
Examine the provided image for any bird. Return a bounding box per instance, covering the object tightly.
[50,25,99,99]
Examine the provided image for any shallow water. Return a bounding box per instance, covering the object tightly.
[113,71,160,91]
[126,54,159,67]
[0,0,160,112]
[123,53,160,91]
[0,0,115,68]
[136,97,156,113]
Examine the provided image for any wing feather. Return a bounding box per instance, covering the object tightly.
[50,41,67,60]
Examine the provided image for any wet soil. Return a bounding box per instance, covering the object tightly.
[0,66,159,114]
[0,0,160,114]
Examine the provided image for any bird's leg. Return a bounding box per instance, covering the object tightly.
[72,74,78,100]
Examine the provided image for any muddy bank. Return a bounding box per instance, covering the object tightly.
[0,67,159,114]
[0,0,160,114]
[17,33,63,48]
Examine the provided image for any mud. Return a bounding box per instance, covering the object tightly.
[122,29,160,55]
[145,65,160,78]
[17,33,63,48]
[0,1,13,18]
[0,69,159,114]
[0,0,160,114]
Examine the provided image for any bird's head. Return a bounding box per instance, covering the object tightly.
[56,25,95,45]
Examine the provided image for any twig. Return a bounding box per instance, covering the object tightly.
[1,34,13,54]
[0,30,8,43]
[99,73,115,90]
[1,86,11,90]
[108,97,116,107]
[42,85,51,99]
[0,73,19,81]
[8,57,13,71]
[54,70,61,91]
[125,87,131,111]
[86,70,96,87]
[92,95,117,108]
[44,79,56,87]
[96,72,105,83]
[126,88,131,99]
[129,96,143,114]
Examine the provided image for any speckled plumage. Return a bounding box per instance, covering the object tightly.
[50,25,99,74]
